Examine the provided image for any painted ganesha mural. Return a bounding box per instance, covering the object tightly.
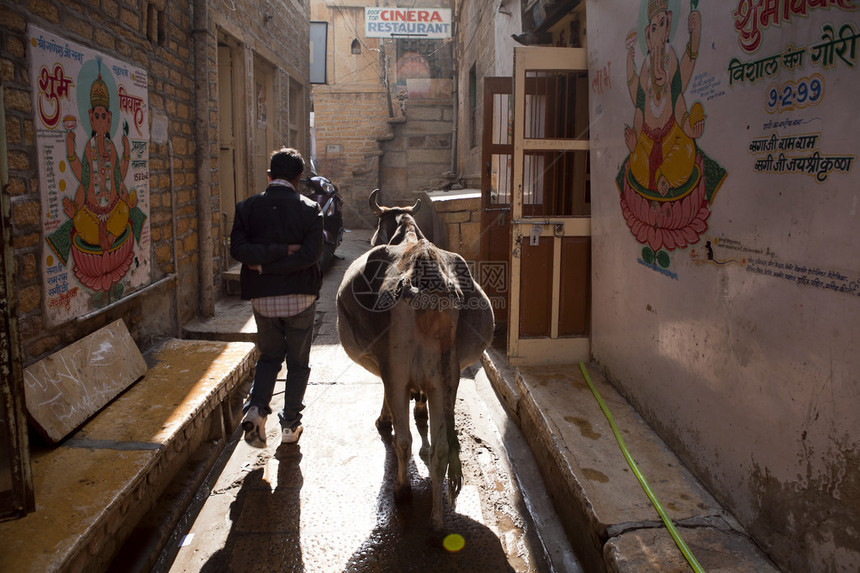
[48,67,145,294]
[616,0,726,269]
[29,26,150,324]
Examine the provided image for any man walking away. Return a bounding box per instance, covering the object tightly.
[230,147,323,447]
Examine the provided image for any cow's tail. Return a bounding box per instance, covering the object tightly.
[446,408,462,500]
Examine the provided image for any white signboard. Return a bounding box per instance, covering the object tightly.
[365,7,452,38]
[28,26,151,325]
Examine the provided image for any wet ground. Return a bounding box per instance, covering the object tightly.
[158,229,578,573]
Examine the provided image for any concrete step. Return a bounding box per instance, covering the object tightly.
[0,339,257,573]
[183,296,256,343]
[222,262,241,296]
[481,348,780,572]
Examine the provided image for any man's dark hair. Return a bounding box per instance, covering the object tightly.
[268,147,305,181]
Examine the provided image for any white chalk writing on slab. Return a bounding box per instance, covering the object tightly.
[23,319,146,443]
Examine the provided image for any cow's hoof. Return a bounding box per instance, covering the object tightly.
[375,417,393,437]
[394,482,412,504]
[426,530,445,548]
[426,522,450,547]
[418,443,430,459]
[413,400,428,422]
[414,415,428,436]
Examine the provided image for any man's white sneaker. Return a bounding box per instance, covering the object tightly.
[281,425,303,444]
[241,406,267,448]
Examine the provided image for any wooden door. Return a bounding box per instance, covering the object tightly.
[253,58,275,193]
[508,47,591,365]
[218,43,238,261]
[479,77,513,326]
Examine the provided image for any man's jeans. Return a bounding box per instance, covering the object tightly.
[244,302,316,430]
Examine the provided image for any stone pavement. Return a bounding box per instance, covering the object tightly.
[163,350,543,571]
[170,229,578,572]
[179,228,780,572]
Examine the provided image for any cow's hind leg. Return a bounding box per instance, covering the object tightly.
[376,394,392,437]
[384,377,413,503]
[427,372,461,533]
[412,391,429,457]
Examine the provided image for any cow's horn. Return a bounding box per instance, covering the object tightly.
[411,198,421,213]
[369,189,383,214]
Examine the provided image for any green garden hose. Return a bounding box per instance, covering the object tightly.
[579,362,705,573]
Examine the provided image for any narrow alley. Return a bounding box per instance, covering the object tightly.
[155,229,580,573]
[4,2,857,571]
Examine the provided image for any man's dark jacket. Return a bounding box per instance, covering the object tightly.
[230,183,324,301]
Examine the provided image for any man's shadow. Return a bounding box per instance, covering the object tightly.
[200,444,305,572]
[343,437,515,572]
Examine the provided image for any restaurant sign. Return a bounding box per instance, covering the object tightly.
[365,8,452,39]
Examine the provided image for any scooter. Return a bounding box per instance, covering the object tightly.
[302,169,344,272]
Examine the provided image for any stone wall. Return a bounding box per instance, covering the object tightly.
[2,0,310,365]
[426,190,482,262]
[453,0,521,189]
[211,0,311,267]
[379,99,454,206]
[312,88,391,230]
[308,2,391,230]
[1,0,197,362]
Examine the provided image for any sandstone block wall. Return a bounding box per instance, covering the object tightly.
[1,0,197,361]
[2,0,310,364]
[312,89,390,230]
[427,190,482,262]
[380,99,454,206]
